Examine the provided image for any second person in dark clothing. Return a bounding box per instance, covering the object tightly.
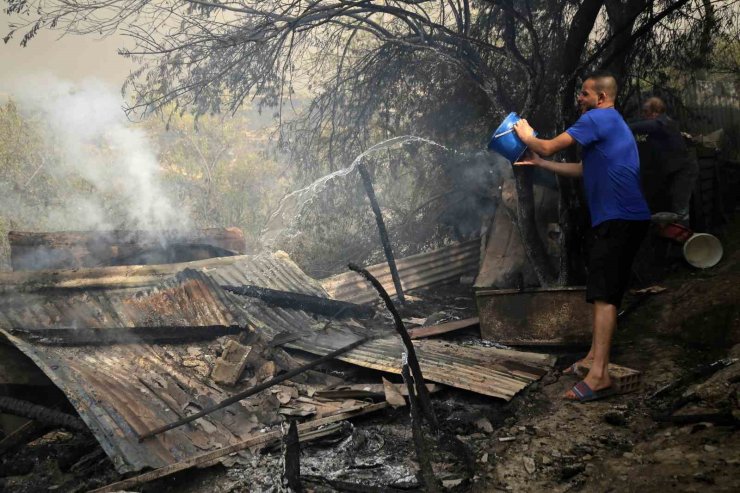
[629,96,698,223]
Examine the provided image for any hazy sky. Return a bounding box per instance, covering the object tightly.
[0,11,134,92]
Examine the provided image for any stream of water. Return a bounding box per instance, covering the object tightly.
[260,135,458,247]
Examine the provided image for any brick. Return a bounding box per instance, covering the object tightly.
[211,341,252,386]
[576,362,642,394]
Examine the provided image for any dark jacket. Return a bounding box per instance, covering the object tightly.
[628,114,688,173]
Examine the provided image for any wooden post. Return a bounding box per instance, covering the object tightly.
[357,162,405,303]
[402,362,440,492]
[348,263,437,429]
[283,420,302,492]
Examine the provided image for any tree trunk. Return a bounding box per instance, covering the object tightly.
[555,175,587,285]
[512,166,556,287]
[550,0,606,284]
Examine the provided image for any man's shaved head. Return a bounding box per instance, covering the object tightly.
[585,71,618,101]
[577,70,618,113]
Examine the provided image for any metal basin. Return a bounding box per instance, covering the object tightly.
[475,286,592,346]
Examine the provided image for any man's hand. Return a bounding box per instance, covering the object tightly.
[514,150,543,167]
[513,118,535,142]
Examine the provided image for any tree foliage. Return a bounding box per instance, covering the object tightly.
[4,0,738,281]
[150,109,291,249]
[7,1,735,151]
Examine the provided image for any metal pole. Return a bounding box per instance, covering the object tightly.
[138,337,369,441]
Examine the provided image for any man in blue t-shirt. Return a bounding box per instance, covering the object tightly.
[512,71,651,402]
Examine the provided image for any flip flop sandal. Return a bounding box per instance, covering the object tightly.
[566,380,617,403]
[562,362,580,375]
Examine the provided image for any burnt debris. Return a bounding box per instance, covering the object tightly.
[223,284,374,318]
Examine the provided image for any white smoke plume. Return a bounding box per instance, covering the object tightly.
[0,74,190,232]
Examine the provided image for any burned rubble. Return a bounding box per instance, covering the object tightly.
[1,215,739,492]
[0,234,557,492]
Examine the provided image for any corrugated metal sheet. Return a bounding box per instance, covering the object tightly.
[4,335,265,472]
[289,337,552,401]
[0,270,259,473]
[321,239,480,304]
[0,250,552,474]
[0,269,246,334]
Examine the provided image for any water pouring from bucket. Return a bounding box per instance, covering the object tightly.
[488,112,535,163]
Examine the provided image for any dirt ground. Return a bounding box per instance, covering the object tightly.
[470,220,740,493]
[1,218,738,492]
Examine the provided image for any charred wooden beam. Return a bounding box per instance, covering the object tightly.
[8,229,245,250]
[137,337,370,441]
[402,362,440,492]
[8,228,246,271]
[357,163,405,303]
[283,420,302,492]
[222,284,374,318]
[347,263,437,429]
[0,396,87,432]
[9,324,246,346]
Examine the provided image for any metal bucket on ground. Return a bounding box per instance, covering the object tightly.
[488,112,532,163]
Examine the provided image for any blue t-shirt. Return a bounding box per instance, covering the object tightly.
[566,108,651,226]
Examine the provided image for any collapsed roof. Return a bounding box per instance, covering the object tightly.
[0,246,554,474]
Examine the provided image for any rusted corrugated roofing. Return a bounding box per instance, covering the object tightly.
[0,253,366,473]
[0,249,552,474]
[0,270,259,472]
[0,269,246,340]
[321,239,480,304]
[4,334,266,472]
[287,337,552,401]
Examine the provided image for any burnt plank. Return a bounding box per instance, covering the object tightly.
[9,325,245,345]
[407,317,479,340]
[223,284,373,318]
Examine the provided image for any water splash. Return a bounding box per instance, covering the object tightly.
[260,135,456,247]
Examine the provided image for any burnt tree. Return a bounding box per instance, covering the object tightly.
[5,0,736,285]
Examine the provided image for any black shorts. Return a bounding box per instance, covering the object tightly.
[586,219,649,309]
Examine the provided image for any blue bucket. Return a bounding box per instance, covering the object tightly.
[487,112,532,163]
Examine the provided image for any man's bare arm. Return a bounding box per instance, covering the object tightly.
[513,119,575,156]
[515,152,583,178]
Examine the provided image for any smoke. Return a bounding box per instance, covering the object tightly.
[259,136,506,277]
[0,74,190,232]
